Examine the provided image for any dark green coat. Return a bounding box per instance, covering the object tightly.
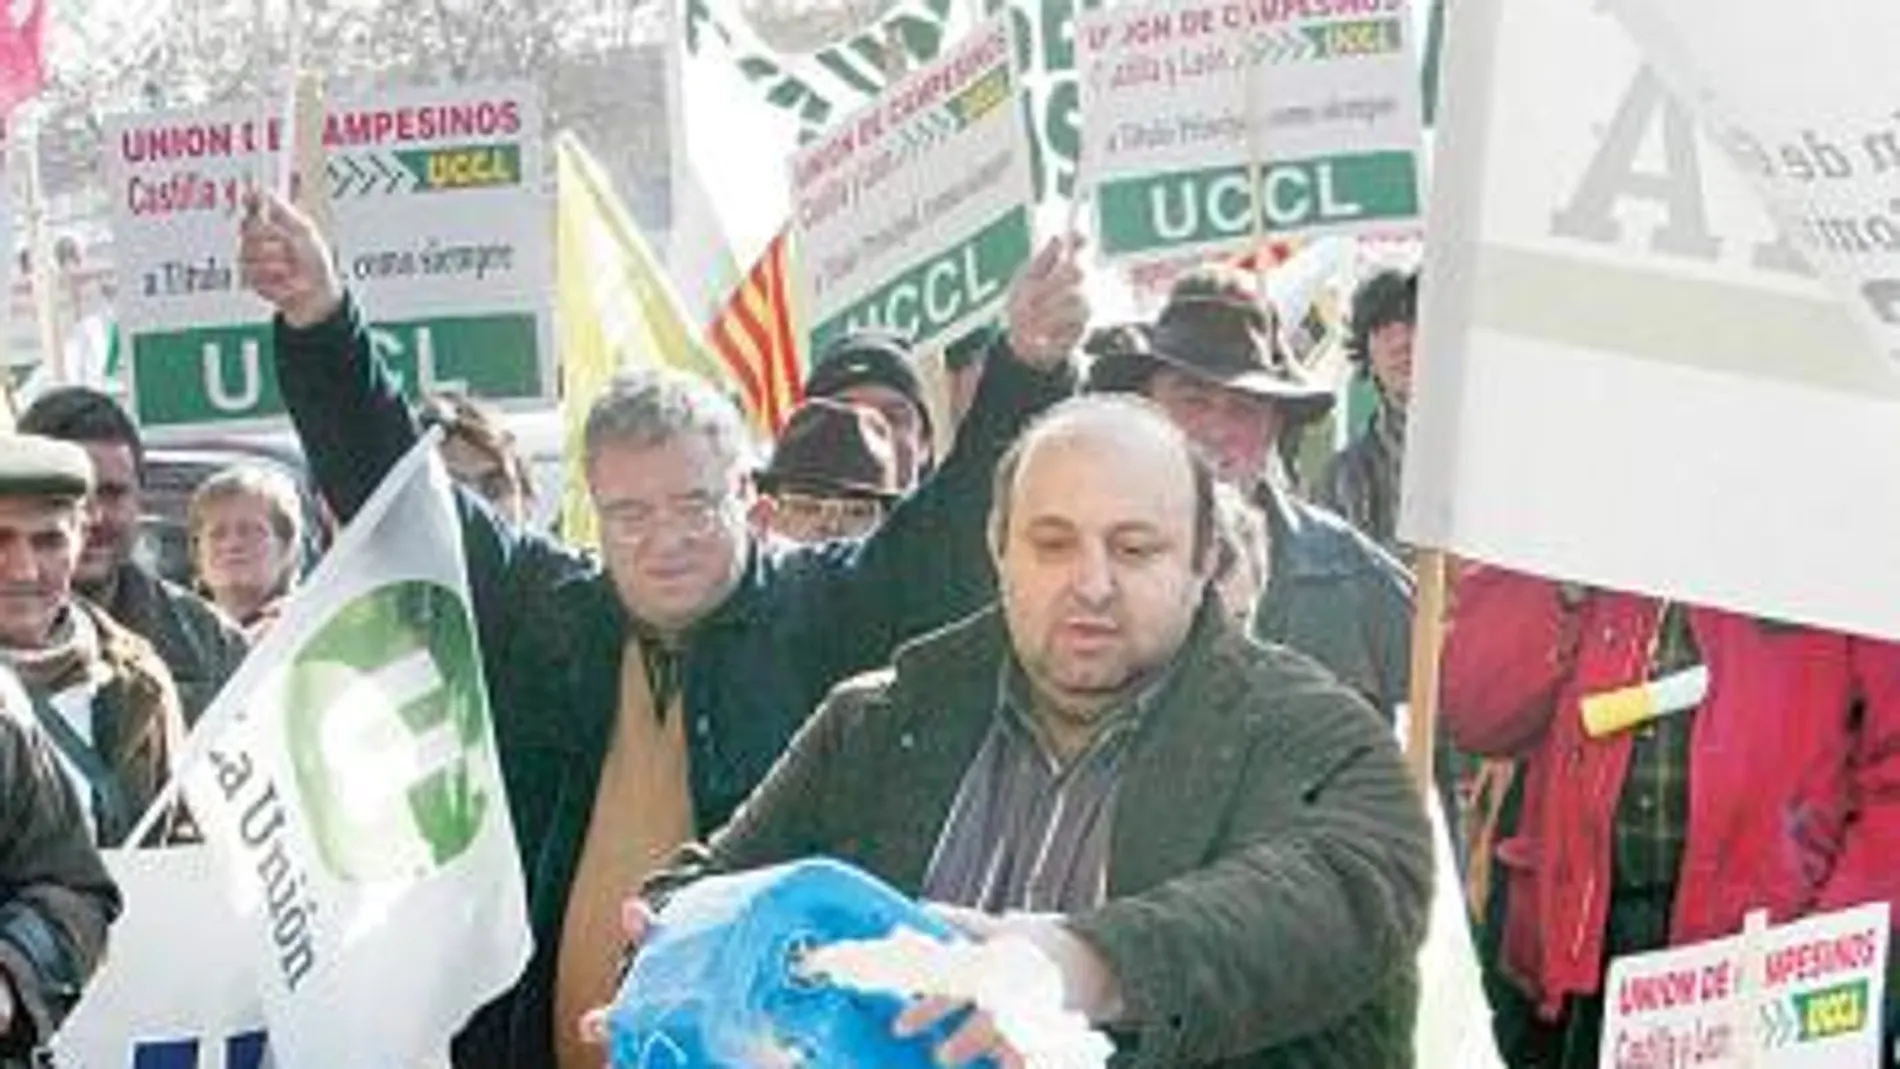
[653,603,1434,1067]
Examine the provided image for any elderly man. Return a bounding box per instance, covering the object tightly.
[0,434,187,848]
[0,662,119,1067]
[754,399,904,544]
[1085,267,1412,719]
[18,388,248,723]
[625,395,1433,1067]
[239,193,1086,1069]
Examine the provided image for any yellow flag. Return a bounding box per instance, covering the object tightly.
[555,133,731,548]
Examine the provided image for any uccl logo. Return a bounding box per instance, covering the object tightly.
[282,580,492,883]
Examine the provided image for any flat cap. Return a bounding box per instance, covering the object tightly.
[0,434,94,499]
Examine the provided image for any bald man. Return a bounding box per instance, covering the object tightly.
[626,396,1434,1068]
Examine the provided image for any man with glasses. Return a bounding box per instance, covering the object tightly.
[238,193,1086,1069]
[754,398,903,543]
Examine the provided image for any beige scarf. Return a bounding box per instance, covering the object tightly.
[0,604,107,696]
[551,637,696,1069]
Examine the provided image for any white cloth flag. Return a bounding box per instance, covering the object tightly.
[51,848,270,1068]
[173,436,529,1066]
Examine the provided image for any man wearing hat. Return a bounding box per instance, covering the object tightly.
[803,331,935,493]
[0,435,187,847]
[754,399,903,544]
[1086,266,1413,720]
[18,386,250,724]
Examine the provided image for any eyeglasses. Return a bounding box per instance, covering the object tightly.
[773,493,886,532]
[597,495,735,545]
[767,497,885,543]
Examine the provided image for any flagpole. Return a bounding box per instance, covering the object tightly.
[21,110,64,385]
[1243,28,1270,302]
[254,0,275,196]
[1404,547,1447,802]
[1064,43,1089,242]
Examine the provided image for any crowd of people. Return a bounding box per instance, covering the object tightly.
[0,182,1892,1069]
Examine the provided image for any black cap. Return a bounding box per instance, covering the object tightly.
[0,434,94,500]
[803,330,932,439]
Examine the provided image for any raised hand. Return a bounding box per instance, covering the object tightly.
[237,189,343,329]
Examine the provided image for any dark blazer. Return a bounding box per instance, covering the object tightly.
[652,602,1435,1068]
[272,297,1072,1068]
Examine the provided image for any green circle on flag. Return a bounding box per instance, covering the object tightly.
[283,580,493,884]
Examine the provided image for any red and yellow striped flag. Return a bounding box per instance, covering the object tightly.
[706,230,803,434]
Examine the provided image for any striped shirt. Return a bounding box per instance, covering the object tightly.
[921,659,1173,913]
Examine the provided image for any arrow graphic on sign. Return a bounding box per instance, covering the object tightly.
[1759,998,1798,1048]
[326,155,361,200]
[1249,28,1317,66]
[325,152,419,198]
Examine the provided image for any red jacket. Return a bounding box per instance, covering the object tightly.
[1441,565,1900,1017]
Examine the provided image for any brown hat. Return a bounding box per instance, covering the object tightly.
[757,399,902,501]
[1090,266,1335,423]
[0,434,94,500]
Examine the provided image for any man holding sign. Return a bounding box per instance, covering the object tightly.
[1441,568,1900,1066]
[239,187,1086,1068]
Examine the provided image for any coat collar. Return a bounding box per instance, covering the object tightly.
[583,537,776,644]
[888,597,1258,896]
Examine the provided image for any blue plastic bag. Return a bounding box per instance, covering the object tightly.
[607,858,990,1069]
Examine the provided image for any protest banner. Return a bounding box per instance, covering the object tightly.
[1075,0,1425,265]
[165,436,529,1065]
[51,848,269,1068]
[1604,2,1900,373]
[665,0,974,323]
[1401,0,1900,641]
[790,13,1036,355]
[1599,903,1889,1069]
[104,84,551,435]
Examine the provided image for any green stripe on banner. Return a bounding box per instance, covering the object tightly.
[811,206,1032,353]
[1095,152,1420,257]
[132,313,544,429]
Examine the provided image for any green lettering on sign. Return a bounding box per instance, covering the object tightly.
[1095,151,1420,257]
[1794,979,1869,1042]
[284,580,492,883]
[811,206,1031,354]
[131,312,544,431]
[391,143,524,193]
